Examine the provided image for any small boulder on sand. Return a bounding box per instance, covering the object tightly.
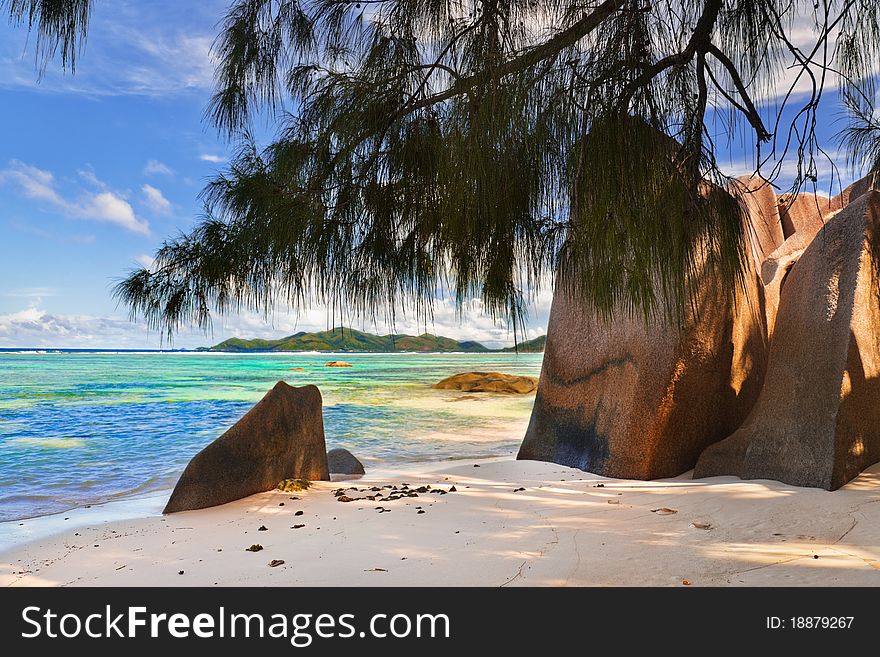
[433,372,538,394]
[327,448,366,475]
[325,361,352,368]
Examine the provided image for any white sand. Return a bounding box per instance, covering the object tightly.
[2,457,879,587]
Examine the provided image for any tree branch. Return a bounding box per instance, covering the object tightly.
[619,0,723,107]
[706,44,771,142]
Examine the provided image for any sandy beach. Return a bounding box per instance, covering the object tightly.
[3,456,879,587]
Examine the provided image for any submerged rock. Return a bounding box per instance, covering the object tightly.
[327,447,365,475]
[163,381,330,513]
[695,191,880,489]
[433,372,538,394]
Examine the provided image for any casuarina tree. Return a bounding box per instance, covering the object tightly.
[7,0,880,336]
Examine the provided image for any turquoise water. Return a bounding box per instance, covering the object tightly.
[0,352,542,522]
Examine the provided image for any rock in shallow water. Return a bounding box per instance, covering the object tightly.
[163,381,330,513]
[433,372,538,394]
[327,447,365,475]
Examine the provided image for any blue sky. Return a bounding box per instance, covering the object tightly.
[0,2,868,348]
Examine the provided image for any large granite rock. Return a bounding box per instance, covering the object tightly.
[761,191,836,337]
[518,230,770,479]
[518,168,880,487]
[832,172,879,209]
[327,448,365,475]
[695,191,880,489]
[434,372,538,394]
[735,175,787,259]
[164,382,330,513]
[777,192,834,239]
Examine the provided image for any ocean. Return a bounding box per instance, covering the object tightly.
[0,351,542,522]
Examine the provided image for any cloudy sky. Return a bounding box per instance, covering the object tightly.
[0,1,866,349]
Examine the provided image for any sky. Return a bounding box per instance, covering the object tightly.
[0,2,869,349]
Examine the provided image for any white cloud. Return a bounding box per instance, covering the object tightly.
[1,287,57,299]
[84,192,150,235]
[122,33,216,95]
[0,292,552,350]
[0,1,224,98]
[0,308,155,349]
[210,290,553,350]
[0,161,65,206]
[0,160,150,235]
[78,167,108,189]
[143,160,174,176]
[199,154,224,163]
[719,146,854,196]
[141,184,172,215]
[135,254,156,269]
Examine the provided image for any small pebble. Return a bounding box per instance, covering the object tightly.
[294,510,304,516]
[258,525,268,531]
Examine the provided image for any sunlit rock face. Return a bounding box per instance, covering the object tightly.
[517,194,772,479]
[760,191,834,339]
[519,173,880,487]
[696,190,880,490]
[517,276,766,479]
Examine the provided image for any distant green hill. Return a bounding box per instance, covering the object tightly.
[201,327,494,353]
[502,335,547,353]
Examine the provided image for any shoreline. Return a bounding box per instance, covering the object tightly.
[0,349,544,356]
[0,451,522,544]
[3,456,879,587]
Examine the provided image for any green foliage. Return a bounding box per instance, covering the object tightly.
[839,93,880,175]
[3,0,91,71]
[9,1,880,334]
[501,335,546,353]
[203,326,491,352]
